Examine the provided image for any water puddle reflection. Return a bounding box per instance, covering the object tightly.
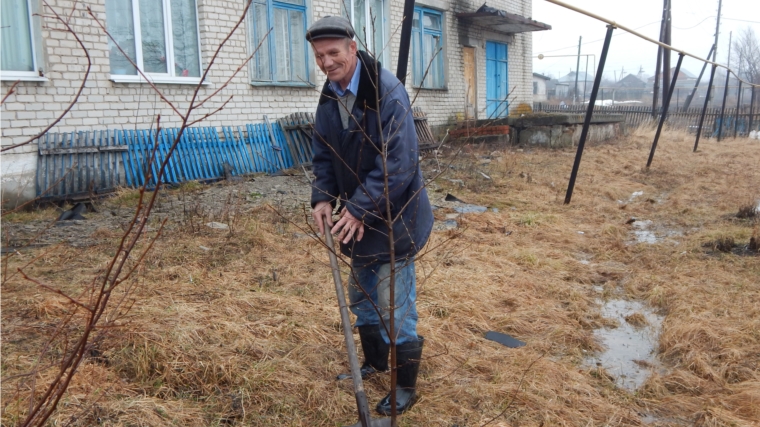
[587,295,665,391]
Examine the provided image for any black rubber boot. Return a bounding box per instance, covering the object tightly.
[376,336,424,416]
[359,324,390,376]
[337,324,389,380]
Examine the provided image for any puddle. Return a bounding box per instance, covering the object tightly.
[629,220,682,245]
[632,220,658,244]
[433,219,458,231]
[453,204,488,214]
[586,298,665,391]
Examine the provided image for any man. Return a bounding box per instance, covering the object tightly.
[306,16,433,416]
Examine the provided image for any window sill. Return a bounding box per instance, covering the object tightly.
[110,75,209,85]
[249,81,315,88]
[1,75,49,83]
[412,86,448,91]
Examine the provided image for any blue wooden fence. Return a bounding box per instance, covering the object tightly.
[36,121,310,198]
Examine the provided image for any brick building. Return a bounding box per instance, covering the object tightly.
[1,0,548,206]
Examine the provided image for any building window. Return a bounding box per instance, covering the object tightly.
[341,0,386,63]
[411,7,444,89]
[533,81,538,94]
[1,0,43,80]
[249,0,309,85]
[105,0,202,82]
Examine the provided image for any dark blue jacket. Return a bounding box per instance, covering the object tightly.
[311,51,433,266]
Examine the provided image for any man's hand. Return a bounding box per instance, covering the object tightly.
[312,201,334,235]
[331,207,364,244]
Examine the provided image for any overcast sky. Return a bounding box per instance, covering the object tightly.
[531,0,760,81]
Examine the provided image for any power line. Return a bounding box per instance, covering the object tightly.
[722,17,760,24]
[538,20,661,54]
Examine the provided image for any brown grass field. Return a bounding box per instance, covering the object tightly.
[2,127,759,426]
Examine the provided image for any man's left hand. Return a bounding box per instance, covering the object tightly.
[331,208,364,244]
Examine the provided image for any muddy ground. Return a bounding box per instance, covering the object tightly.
[2,130,759,426]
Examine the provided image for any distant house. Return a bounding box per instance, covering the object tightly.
[614,74,647,100]
[647,67,697,89]
[558,71,594,99]
[546,79,569,99]
[533,72,551,102]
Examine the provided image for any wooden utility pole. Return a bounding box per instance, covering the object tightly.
[652,2,668,115]
[662,0,672,107]
[714,0,722,64]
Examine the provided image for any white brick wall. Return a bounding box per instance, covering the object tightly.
[1,0,538,205]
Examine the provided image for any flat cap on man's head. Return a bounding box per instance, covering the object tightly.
[305,16,355,42]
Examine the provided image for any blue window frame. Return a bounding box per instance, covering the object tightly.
[486,41,508,118]
[250,0,309,85]
[342,0,387,64]
[411,7,444,88]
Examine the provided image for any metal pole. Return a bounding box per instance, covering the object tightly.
[565,25,614,205]
[717,31,732,142]
[395,0,416,84]
[694,64,717,152]
[683,45,714,111]
[574,37,581,105]
[583,55,589,104]
[749,86,756,135]
[648,53,684,168]
[718,73,731,141]
[733,81,742,137]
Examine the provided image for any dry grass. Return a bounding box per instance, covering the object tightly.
[2,129,759,426]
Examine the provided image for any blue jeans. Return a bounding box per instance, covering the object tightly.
[348,259,419,345]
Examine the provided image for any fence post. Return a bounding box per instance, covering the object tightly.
[717,72,731,141]
[733,81,742,138]
[565,25,614,205]
[647,52,683,168]
[694,65,717,152]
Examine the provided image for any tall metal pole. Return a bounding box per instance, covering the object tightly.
[395,0,416,84]
[748,86,756,135]
[648,53,683,168]
[583,55,589,104]
[733,81,742,137]
[565,25,615,205]
[717,31,732,142]
[694,65,718,152]
[682,45,715,111]
[574,37,581,105]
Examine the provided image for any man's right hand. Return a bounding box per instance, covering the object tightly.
[312,201,334,235]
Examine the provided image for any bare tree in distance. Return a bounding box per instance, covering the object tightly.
[731,27,760,85]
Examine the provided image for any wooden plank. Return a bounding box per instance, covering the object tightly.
[264,115,286,170]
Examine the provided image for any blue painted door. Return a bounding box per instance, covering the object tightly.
[486,41,509,118]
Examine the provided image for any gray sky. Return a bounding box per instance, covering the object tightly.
[531,0,760,81]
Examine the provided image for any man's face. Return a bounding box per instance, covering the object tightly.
[312,38,357,84]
